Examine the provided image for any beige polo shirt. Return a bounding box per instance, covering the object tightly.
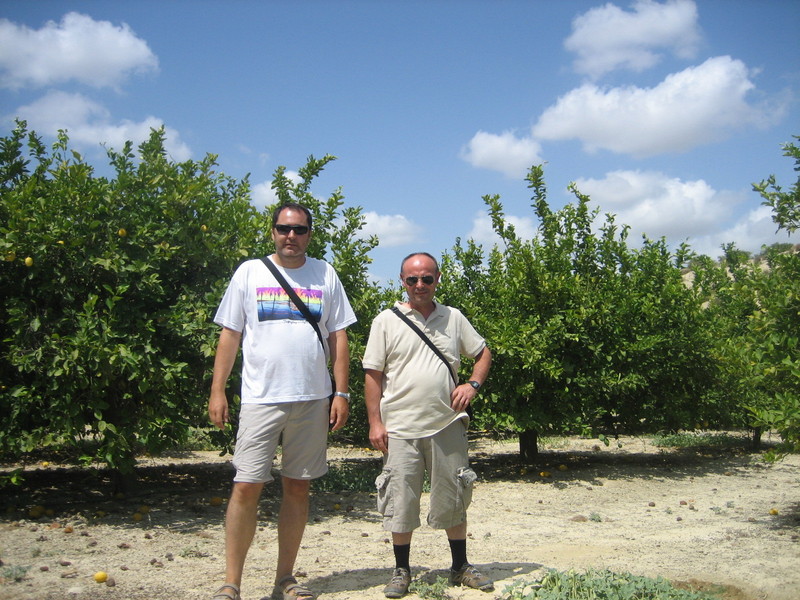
[362,301,486,439]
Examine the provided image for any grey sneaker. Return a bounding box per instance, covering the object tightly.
[383,567,411,598]
[449,563,494,591]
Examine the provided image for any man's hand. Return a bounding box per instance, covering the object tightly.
[208,390,230,430]
[369,422,389,454]
[450,383,478,413]
[329,395,350,431]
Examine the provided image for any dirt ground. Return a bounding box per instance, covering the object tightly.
[1,434,798,600]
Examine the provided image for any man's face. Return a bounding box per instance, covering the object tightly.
[400,255,440,306]
[272,208,311,260]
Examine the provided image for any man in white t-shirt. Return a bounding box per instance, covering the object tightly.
[363,252,493,598]
[208,203,356,600]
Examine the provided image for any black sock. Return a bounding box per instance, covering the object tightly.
[393,543,411,571]
[449,538,467,572]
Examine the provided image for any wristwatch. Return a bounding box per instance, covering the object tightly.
[334,391,351,401]
[467,380,481,390]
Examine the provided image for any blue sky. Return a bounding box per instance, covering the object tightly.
[1,0,798,283]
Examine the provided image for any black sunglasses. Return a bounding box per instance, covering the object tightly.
[274,224,310,235]
[404,275,435,286]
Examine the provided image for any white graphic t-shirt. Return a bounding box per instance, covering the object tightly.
[214,257,356,404]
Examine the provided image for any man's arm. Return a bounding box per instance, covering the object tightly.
[208,326,242,430]
[328,328,350,432]
[450,346,492,412]
[364,368,388,453]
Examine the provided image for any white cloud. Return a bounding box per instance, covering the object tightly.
[250,181,278,210]
[250,171,302,210]
[361,211,419,247]
[689,205,798,259]
[0,12,158,90]
[466,210,538,248]
[565,0,701,80]
[533,56,780,157]
[573,169,798,257]
[460,130,543,178]
[575,170,730,239]
[14,90,190,161]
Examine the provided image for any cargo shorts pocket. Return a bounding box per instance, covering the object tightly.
[455,467,478,513]
[375,467,394,517]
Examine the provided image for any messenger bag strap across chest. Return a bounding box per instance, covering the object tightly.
[261,256,325,352]
[391,306,457,385]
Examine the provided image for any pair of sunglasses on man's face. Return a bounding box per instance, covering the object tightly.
[404,275,435,286]
[274,224,310,235]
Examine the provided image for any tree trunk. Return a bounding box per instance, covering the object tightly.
[519,429,539,464]
[751,427,762,450]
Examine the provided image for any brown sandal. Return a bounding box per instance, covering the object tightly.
[274,575,316,600]
[212,583,241,600]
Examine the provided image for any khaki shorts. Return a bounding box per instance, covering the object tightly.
[232,399,329,484]
[375,419,478,532]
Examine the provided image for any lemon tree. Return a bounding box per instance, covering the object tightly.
[692,138,800,455]
[0,122,260,478]
[438,165,720,461]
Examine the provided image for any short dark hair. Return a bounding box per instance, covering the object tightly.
[400,252,439,274]
[271,202,312,230]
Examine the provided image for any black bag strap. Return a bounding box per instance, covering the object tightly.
[261,256,325,352]
[391,306,457,385]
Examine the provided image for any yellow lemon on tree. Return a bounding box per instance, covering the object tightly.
[93,571,108,583]
[4,251,15,262]
[118,228,127,237]
[24,256,34,267]
[201,224,208,232]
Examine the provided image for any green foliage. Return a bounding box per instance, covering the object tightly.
[651,431,751,449]
[311,459,382,493]
[754,136,800,233]
[690,137,800,456]
[0,121,386,472]
[409,576,453,600]
[499,569,720,600]
[2,117,796,475]
[438,165,718,450]
[0,563,31,583]
[0,122,261,473]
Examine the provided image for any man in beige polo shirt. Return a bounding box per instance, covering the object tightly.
[363,252,493,598]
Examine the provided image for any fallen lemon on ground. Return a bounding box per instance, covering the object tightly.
[209,496,224,506]
[769,508,779,515]
[132,512,143,522]
[94,571,108,583]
